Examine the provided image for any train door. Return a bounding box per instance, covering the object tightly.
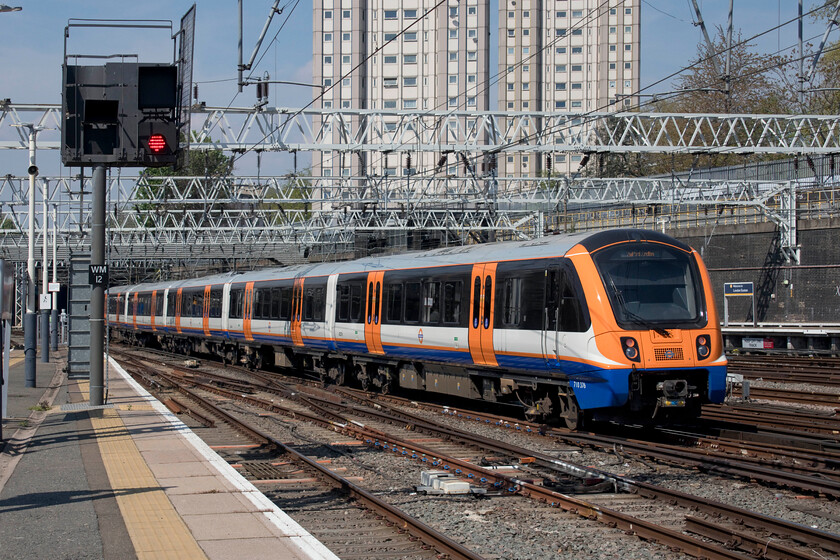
[291,277,304,346]
[363,271,384,354]
[325,274,339,351]
[542,264,563,369]
[468,263,497,366]
[202,285,211,336]
[132,292,138,330]
[150,291,157,332]
[175,288,183,334]
[243,282,254,341]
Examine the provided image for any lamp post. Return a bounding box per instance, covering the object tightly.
[16,124,44,386]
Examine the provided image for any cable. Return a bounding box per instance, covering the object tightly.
[227,0,450,168]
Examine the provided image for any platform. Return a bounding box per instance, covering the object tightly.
[0,347,338,560]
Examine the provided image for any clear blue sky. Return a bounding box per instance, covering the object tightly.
[0,0,828,177]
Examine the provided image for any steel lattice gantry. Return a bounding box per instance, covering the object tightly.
[2,102,836,269]
[4,103,840,154]
[0,173,808,269]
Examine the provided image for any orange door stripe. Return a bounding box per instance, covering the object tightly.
[150,291,157,331]
[175,288,183,333]
[243,282,254,342]
[203,285,211,336]
[291,278,304,346]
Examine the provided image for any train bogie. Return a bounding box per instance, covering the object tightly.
[107,229,727,429]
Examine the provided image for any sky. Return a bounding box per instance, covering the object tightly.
[0,0,829,177]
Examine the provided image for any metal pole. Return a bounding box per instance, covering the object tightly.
[238,0,244,92]
[725,0,733,110]
[24,127,37,387]
[799,0,804,106]
[40,178,49,363]
[90,165,105,406]
[51,204,58,350]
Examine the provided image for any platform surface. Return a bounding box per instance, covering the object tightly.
[0,346,338,560]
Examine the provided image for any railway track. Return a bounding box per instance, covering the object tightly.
[728,354,840,388]
[116,352,481,560]
[112,347,840,560]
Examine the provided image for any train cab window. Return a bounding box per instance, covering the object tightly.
[384,283,403,323]
[422,282,441,323]
[404,282,421,323]
[229,289,243,319]
[279,287,292,320]
[545,268,589,332]
[501,278,522,326]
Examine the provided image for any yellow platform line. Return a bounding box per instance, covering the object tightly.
[89,408,208,560]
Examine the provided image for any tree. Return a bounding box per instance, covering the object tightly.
[667,27,788,115]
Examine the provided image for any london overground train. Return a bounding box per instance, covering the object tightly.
[106,228,727,429]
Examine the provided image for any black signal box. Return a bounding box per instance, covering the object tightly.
[62,62,180,167]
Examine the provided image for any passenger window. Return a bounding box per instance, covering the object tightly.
[443,281,462,324]
[270,288,281,319]
[374,282,381,324]
[472,277,481,328]
[502,278,522,326]
[385,283,402,322]
[423,281,440,323]
[404,282,421,323]
[367,283,374,324]
[337,285,350,321]
[483,276,492,328]
[350,284,362,322]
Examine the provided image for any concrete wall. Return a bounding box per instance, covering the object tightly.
[672,219,840,325]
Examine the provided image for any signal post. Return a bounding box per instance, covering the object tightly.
[61,11,194,404]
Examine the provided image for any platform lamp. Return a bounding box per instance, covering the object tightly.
[12,123,44,387]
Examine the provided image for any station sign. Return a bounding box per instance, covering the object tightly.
[724,282,753,296]
[39,293,52,310]
[48,282,61,293]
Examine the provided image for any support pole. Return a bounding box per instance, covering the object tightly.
[90,165,105,406]
[41,179,49,363]
[51,204,58,351]
[24,128,38,387]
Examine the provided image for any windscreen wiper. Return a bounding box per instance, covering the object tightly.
[608,277,670,337]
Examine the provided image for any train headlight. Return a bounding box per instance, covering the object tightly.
[621,337,640,362]
[696,335,711,360]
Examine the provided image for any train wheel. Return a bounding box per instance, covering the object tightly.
[560,394,584,431]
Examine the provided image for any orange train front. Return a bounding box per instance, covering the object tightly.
[107,228,727,429]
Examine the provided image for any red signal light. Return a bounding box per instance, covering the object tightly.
[148,134,167,153]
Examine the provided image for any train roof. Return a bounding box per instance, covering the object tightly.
[110,228,690,292]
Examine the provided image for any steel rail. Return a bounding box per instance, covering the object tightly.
[122,362,485,560]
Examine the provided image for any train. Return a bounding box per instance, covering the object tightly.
[106,228,727,429]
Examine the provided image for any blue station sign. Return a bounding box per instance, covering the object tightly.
[724,282,754,296]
